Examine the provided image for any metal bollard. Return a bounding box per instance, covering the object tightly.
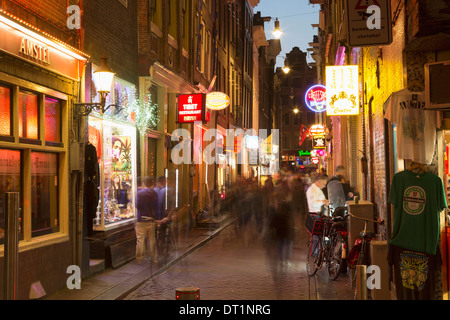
[176,287,200,300]
[4,192,20,300]
[356,265,368,300]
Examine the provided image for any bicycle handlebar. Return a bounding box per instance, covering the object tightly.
[349,212,384,225]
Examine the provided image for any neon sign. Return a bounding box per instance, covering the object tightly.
[309,124,326,136]
[299,150,311,157]
[305,85,326,112]
[206,92,230,110]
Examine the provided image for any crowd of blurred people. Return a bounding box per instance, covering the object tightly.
[227,166,355,270]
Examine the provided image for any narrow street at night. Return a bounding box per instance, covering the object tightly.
[1,0,450,305]
[123,214,353,301]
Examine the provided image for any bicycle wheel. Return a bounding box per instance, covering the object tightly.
[327,233,343,280]
[307,235,322,276]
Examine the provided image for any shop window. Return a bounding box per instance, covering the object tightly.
[102,120,136,225]
[31,152,59,237]
[0,149,22,245]
[19,91,39,140]
[0,85,11,136]
[44,97,61,143]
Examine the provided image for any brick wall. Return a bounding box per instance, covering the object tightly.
[83,0,139,86]
[1,0,80,47]
[361,2,406,236]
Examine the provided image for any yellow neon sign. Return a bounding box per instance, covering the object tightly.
[326,65,359,116]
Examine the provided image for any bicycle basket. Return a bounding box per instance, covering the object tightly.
[306,215,332,236]
[305,214,320,235]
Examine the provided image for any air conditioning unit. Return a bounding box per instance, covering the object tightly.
[425,60,450,110]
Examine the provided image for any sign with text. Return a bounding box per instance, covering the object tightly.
[346,0,392,47]
[326,65,359,116]
[177,94,206,123]
[0,13,87,80]
[299,150,311,157]
[309,124,326,136]
[206,92,230,110]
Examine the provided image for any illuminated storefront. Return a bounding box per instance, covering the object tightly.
[88,116,137,229]
[0,10,88,298]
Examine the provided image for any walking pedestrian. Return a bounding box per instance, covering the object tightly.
[266,200,295,269]
[135,176,159,264]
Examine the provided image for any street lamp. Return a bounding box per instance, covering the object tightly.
[74,55,121,118]
[272,18,282,39]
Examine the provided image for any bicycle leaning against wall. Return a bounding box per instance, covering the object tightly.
[346,212,384,299]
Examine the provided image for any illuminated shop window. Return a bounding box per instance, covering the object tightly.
[0,149,22,245]
[19,90,39,140]
[44,97,61,143]
[0,85,11,136]
[31,152,59,237]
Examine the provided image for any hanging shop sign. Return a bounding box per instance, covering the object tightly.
[309,124,326,136]
[305,85,327,112]
[326,65,359,116]
[346,0,392,47]
[311,157,320,165]
[312,135,326,149]
[206,92,230,110]
[177,93,207,123]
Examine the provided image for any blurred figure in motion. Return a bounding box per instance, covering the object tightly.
[264,197,295,275]
[135,176,158,264]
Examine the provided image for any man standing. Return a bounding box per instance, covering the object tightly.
[306,175,329,215]
[135,176,159,264]
[327,165,355,200]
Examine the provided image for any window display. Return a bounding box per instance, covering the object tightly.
[89,116,137,228]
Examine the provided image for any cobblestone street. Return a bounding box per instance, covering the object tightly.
[124,213,353,301]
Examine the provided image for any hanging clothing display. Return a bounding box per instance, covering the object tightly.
[384,89,442,164]
[388,244,441,300]
[388,169,447,299]
[84,142,99,236]
[388,170,446,255]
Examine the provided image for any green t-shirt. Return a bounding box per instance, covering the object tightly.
[388,170,447,255]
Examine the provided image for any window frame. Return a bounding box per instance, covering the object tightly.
[0,72,69,256]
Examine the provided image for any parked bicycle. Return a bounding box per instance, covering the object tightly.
[306,214,345,280]
[346,212,384,299]
[305,179,350,280]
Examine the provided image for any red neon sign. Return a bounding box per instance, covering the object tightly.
[177,94,206,123]
[305,85,326,112]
